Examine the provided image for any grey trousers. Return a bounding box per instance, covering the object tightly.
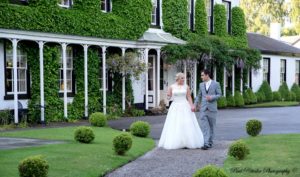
[198,111,217,147]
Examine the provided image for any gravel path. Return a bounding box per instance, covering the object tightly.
[105,140,232,177]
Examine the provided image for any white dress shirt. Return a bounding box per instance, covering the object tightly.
[205,79,212,91]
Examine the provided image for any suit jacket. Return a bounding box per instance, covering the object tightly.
[194,80,222,112]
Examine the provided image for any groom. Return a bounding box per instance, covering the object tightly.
[193,69,222,150]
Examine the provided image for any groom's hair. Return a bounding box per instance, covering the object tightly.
[201,69,211,78]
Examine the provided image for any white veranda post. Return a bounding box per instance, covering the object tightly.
[193,62,197,99]
[62,43,68,119]
[223,66,226,97]
[145,48,149,110]
[156,49,161,107]
[39,41,45,123]
[83,44,89,118]
[232,65,235,96]
[12,39,18,124]
[240,68,243,93]
[184,61,187,85]
[122,48,126,112]
[102,46,107,114]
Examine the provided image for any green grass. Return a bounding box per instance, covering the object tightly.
[224,134,300,177]
[244,101,299,108]
[0,127,155,177]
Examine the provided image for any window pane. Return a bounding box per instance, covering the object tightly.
[151,0,157,25]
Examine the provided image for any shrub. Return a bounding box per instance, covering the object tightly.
[89,112,107,127]
[193,165,228,177]
[246,119,262,137]
[74,126,95,143]
[130,121,151,137]
[243,90,250,105]
[245,88,257,104]
[18,155,49,177]
[291,83,300,102]
[234,91,245,107]
[278,82,290,101]
[258,81,273,101]
[290,92,297,101]
[217,97,227,108]
[226,95,235,107]
[255,92,265,103]
[228,140,250,160]
[113,133,133,155]
[272,91,282,101]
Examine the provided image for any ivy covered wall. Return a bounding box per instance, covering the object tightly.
[0,0,152,40]
[195,0,208,35]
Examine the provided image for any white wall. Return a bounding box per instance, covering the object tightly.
[252,54,300,92]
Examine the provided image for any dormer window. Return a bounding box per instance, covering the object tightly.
[101,0,111,12]
[151,0,160,27]
[188,0,195,31]
[58,0,73,8]
[222,0,231,34]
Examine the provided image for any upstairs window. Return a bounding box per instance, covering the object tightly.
[58,0,73,8]
[222,0,231,34]
[206,0,213,33]
[151,0,160,27]
[188,0,195,31]
[101,0,111,12]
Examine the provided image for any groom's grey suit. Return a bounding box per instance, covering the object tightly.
[194,80,222,147]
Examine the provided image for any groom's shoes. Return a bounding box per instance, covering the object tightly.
[201,145,210,150]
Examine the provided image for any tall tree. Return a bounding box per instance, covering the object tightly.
[290,0,300,34]
[240,0,290,35]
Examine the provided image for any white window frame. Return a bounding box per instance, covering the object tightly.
[101,0,111,12]
[280,59,286,84]
[59,47,73,93]
[5,44,28,95]
[223,1,230,33]
[58,0,72,8]
[206,0,212,32]
[296,60,300,85]
[263,58,269,82]
[151,0,158,25]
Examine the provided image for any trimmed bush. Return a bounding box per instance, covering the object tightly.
[228,140,250,160]
[258,81,273,101]
[193,165,228,177]
[130,121,151,137]
[255,92,265,103]
[243,90,250,105]
[290,92,297,101]
[291,83,300,102]
[272,91,282,101]
[245,88,257,104]
[89,112,107,127]
[217,97,227,108]
[226,95,235,107]
[18,155,49,177]
[113,133,133,155]
[74,126,95,143]
[246,119,262,137]
[234,91,245,107]
[278,82,290,101]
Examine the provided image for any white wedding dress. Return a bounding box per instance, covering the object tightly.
[158,84,204,149]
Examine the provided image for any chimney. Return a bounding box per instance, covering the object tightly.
[270,22,281,40]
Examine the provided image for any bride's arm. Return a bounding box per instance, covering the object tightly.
[186,86,195,109]
[167,86,172,100]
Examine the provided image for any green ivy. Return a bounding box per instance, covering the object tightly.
[195,0,207,35]
[213,4,227,36]
[0,0,152,40]
[162,0,189,39]
[231,7,247,37]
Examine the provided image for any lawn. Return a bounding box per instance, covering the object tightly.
[244,101,299,108]
[223,134,300,177]
[0,127,155,177]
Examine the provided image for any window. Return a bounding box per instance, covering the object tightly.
[58,0,72,8]
[206,0,213,33]
[188,0,195,31]
[59,47,74,93]
[4,42,28,97]
[296,61,300,85]
[280,59,286,84]
[101,0,111,12]
[222,0,231,34]
[151,0,160,26]
[9,0,29,5]
[263,58,270,83]
[160,58,164,90]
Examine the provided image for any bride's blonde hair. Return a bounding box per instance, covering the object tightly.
[175,72,185,81]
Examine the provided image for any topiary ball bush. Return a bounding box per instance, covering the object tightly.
[228,140,250,160]
[130,121,151,137]
[113,133,133,155]
[226,95,235,107]
[74,126,95,143]
[272,91,282,101]
[89,112,107,127]
[193,165,228,177]
[18,155,49,177]
[217,97,227,108]
[234,91,245,107]
[246,119,262,137]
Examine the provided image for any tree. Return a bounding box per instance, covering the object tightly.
[240,0,292,35]
[290,0,300,34]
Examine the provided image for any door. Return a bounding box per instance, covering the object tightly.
[148,55,156,108]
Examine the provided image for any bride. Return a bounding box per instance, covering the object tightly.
[158,73,204,149]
